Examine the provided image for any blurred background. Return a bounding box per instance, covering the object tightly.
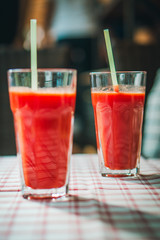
[1,0,160,157]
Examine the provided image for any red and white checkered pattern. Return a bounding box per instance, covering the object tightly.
[0,155,160,240]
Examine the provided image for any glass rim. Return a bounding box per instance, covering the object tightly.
[8,68,77,74]
[90,71,147,76]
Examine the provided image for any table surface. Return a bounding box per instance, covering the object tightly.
[0,154,160,240]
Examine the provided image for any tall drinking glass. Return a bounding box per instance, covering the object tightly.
[90,71,146,177]
[8,69,77,199]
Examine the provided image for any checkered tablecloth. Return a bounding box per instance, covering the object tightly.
[0,155,160,240]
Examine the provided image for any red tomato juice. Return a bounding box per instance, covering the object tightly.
[9,87,76,189]
[91,91,145,170]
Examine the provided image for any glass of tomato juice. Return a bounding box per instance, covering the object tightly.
[90,71,146,177]
[8,69,77,199]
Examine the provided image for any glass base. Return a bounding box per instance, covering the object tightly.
[22,184,69,200]
[97,149,140,177]
[100,165,139,177]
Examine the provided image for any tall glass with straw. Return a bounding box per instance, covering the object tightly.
[8,19,77,199]
[90,29,146,177]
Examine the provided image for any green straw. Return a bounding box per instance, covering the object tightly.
[104,29,118,88]
[30,19,37,90]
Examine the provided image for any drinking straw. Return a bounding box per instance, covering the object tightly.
[30,19,38,90]
[104,29,119,91]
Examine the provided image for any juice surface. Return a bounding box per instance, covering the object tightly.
[9,87,76,189]
[91,90,145,170]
